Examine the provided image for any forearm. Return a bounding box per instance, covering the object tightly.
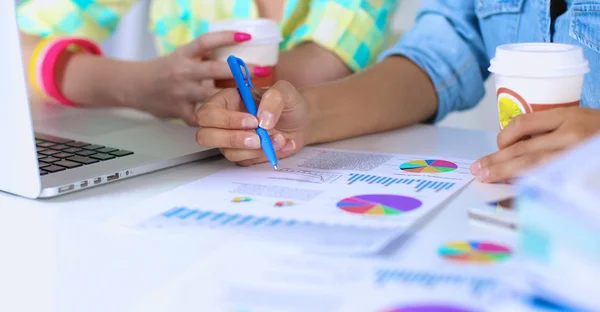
[276,43,352,87]
[20,32,147,108]
[303,56,437,145]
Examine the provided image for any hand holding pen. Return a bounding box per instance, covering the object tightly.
[194,56,309,166]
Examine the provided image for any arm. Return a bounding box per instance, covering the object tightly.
[20,32,148,108]
[276,42,351,87]
[16,0,145,107]
[303,0,490,144]
[304,56,437,144]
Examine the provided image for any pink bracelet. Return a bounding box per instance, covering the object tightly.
[29,36,103,106]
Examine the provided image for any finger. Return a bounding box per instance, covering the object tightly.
[498,109,566,149]
[196,128,261,149]
[180,103,199,127]
[475,152,557,183]
[471,130,576,174]
[221,134,286,162]
[256,80,300,130]
[180,31,251,57]
[196,106,258,130]
[187,61,267,81]
[173,82,216,104]
[237,139,299,166]
[202,88,246,111]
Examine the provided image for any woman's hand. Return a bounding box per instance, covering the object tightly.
[133,31,272,125]
[195,81,310,165]
[471,107,600,182]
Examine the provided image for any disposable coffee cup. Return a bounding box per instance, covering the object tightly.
[209,19,283,88]
[489,43,589,129]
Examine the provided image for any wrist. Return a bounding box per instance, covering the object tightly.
[59,52,148,108]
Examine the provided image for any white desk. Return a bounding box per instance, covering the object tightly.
[0,125,515,312]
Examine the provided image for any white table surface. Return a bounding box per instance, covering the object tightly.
[0,124,517,312]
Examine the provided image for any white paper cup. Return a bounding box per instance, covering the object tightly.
[209,19,283,88]
[489,43,589,129]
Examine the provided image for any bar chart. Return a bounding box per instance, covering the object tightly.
[138,206,402,253]
[150,207,297,228]
[347,173,456,192]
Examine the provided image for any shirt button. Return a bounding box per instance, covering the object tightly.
[478,1,484,8]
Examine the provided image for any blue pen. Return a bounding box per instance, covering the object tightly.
[227,55,278,170]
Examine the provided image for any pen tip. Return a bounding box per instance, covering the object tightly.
[273,166,278,171]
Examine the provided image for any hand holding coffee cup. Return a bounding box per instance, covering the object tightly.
[470,43,596,183]
[489,43,590,129]
[209,19,283,88]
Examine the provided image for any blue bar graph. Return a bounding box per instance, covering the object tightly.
[154,207,298,228]
[347,173,455,192]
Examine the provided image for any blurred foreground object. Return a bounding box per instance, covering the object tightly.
[517,134,600,311]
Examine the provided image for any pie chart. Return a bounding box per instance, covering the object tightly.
[400,160,458,173]
[275,201,295,207]
[232,196,253,203]
[438,241,512,263]
[336,194,421,216]
[381,304,474,312]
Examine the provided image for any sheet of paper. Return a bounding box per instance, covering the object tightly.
[128,243,530,312]
[117,147,475,231]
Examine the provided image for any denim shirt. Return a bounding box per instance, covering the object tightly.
[380,0,600,122]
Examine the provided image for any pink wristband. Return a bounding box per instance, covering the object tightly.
[38,37,103,106]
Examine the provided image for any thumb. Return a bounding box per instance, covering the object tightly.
[180,31,252,57]
[256,80,299,130]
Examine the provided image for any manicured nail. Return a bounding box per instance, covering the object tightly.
[234,32,252,42]
[243,136,260,149]
[281,139,296,153]
[254,66,272,77]
[272,134,285,149]
[470,161,481,174]
[241,116,258,128]
[258,111,275,129]
[477,168,490,182]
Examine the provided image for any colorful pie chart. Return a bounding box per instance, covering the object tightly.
[275,201,295,207]
[400,160,458,174]
[438,241,512,263]
[232,196,253,203]
[337,194,421,216]
[381,304,474,312]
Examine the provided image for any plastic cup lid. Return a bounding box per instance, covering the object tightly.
[489,43,590,78]
[209,18,283,45]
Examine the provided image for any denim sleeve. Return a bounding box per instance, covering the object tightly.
[378,0,490,123]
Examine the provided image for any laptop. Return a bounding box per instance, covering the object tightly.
[0,1,218,199]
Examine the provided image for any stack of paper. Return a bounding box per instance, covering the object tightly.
[114,147,475,253]
[517,135,600,311]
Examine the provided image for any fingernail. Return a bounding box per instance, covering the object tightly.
[243,136,260,149]
[272,134,285,149]
[254,66,272,77]
[477,168,490,182]
[258,111,275,129]
[234,32,252,42]
[241,116,258,128]
[281,139,296,153]
[470,161,481,174]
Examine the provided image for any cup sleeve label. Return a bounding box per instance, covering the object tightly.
[496,87,581,129]
[497,87,530,129]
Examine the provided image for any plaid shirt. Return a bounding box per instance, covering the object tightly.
[17,0,397,71]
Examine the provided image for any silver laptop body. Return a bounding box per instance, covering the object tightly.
[0,1,217,199]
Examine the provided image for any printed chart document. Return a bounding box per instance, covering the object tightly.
[117,148,474,231]
[128,243,529,312]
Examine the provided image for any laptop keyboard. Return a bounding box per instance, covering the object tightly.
[35,133,134,176]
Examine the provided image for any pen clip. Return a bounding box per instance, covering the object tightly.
[235,57,255,90]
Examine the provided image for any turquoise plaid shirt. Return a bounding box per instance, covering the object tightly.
[17,0,397,72]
